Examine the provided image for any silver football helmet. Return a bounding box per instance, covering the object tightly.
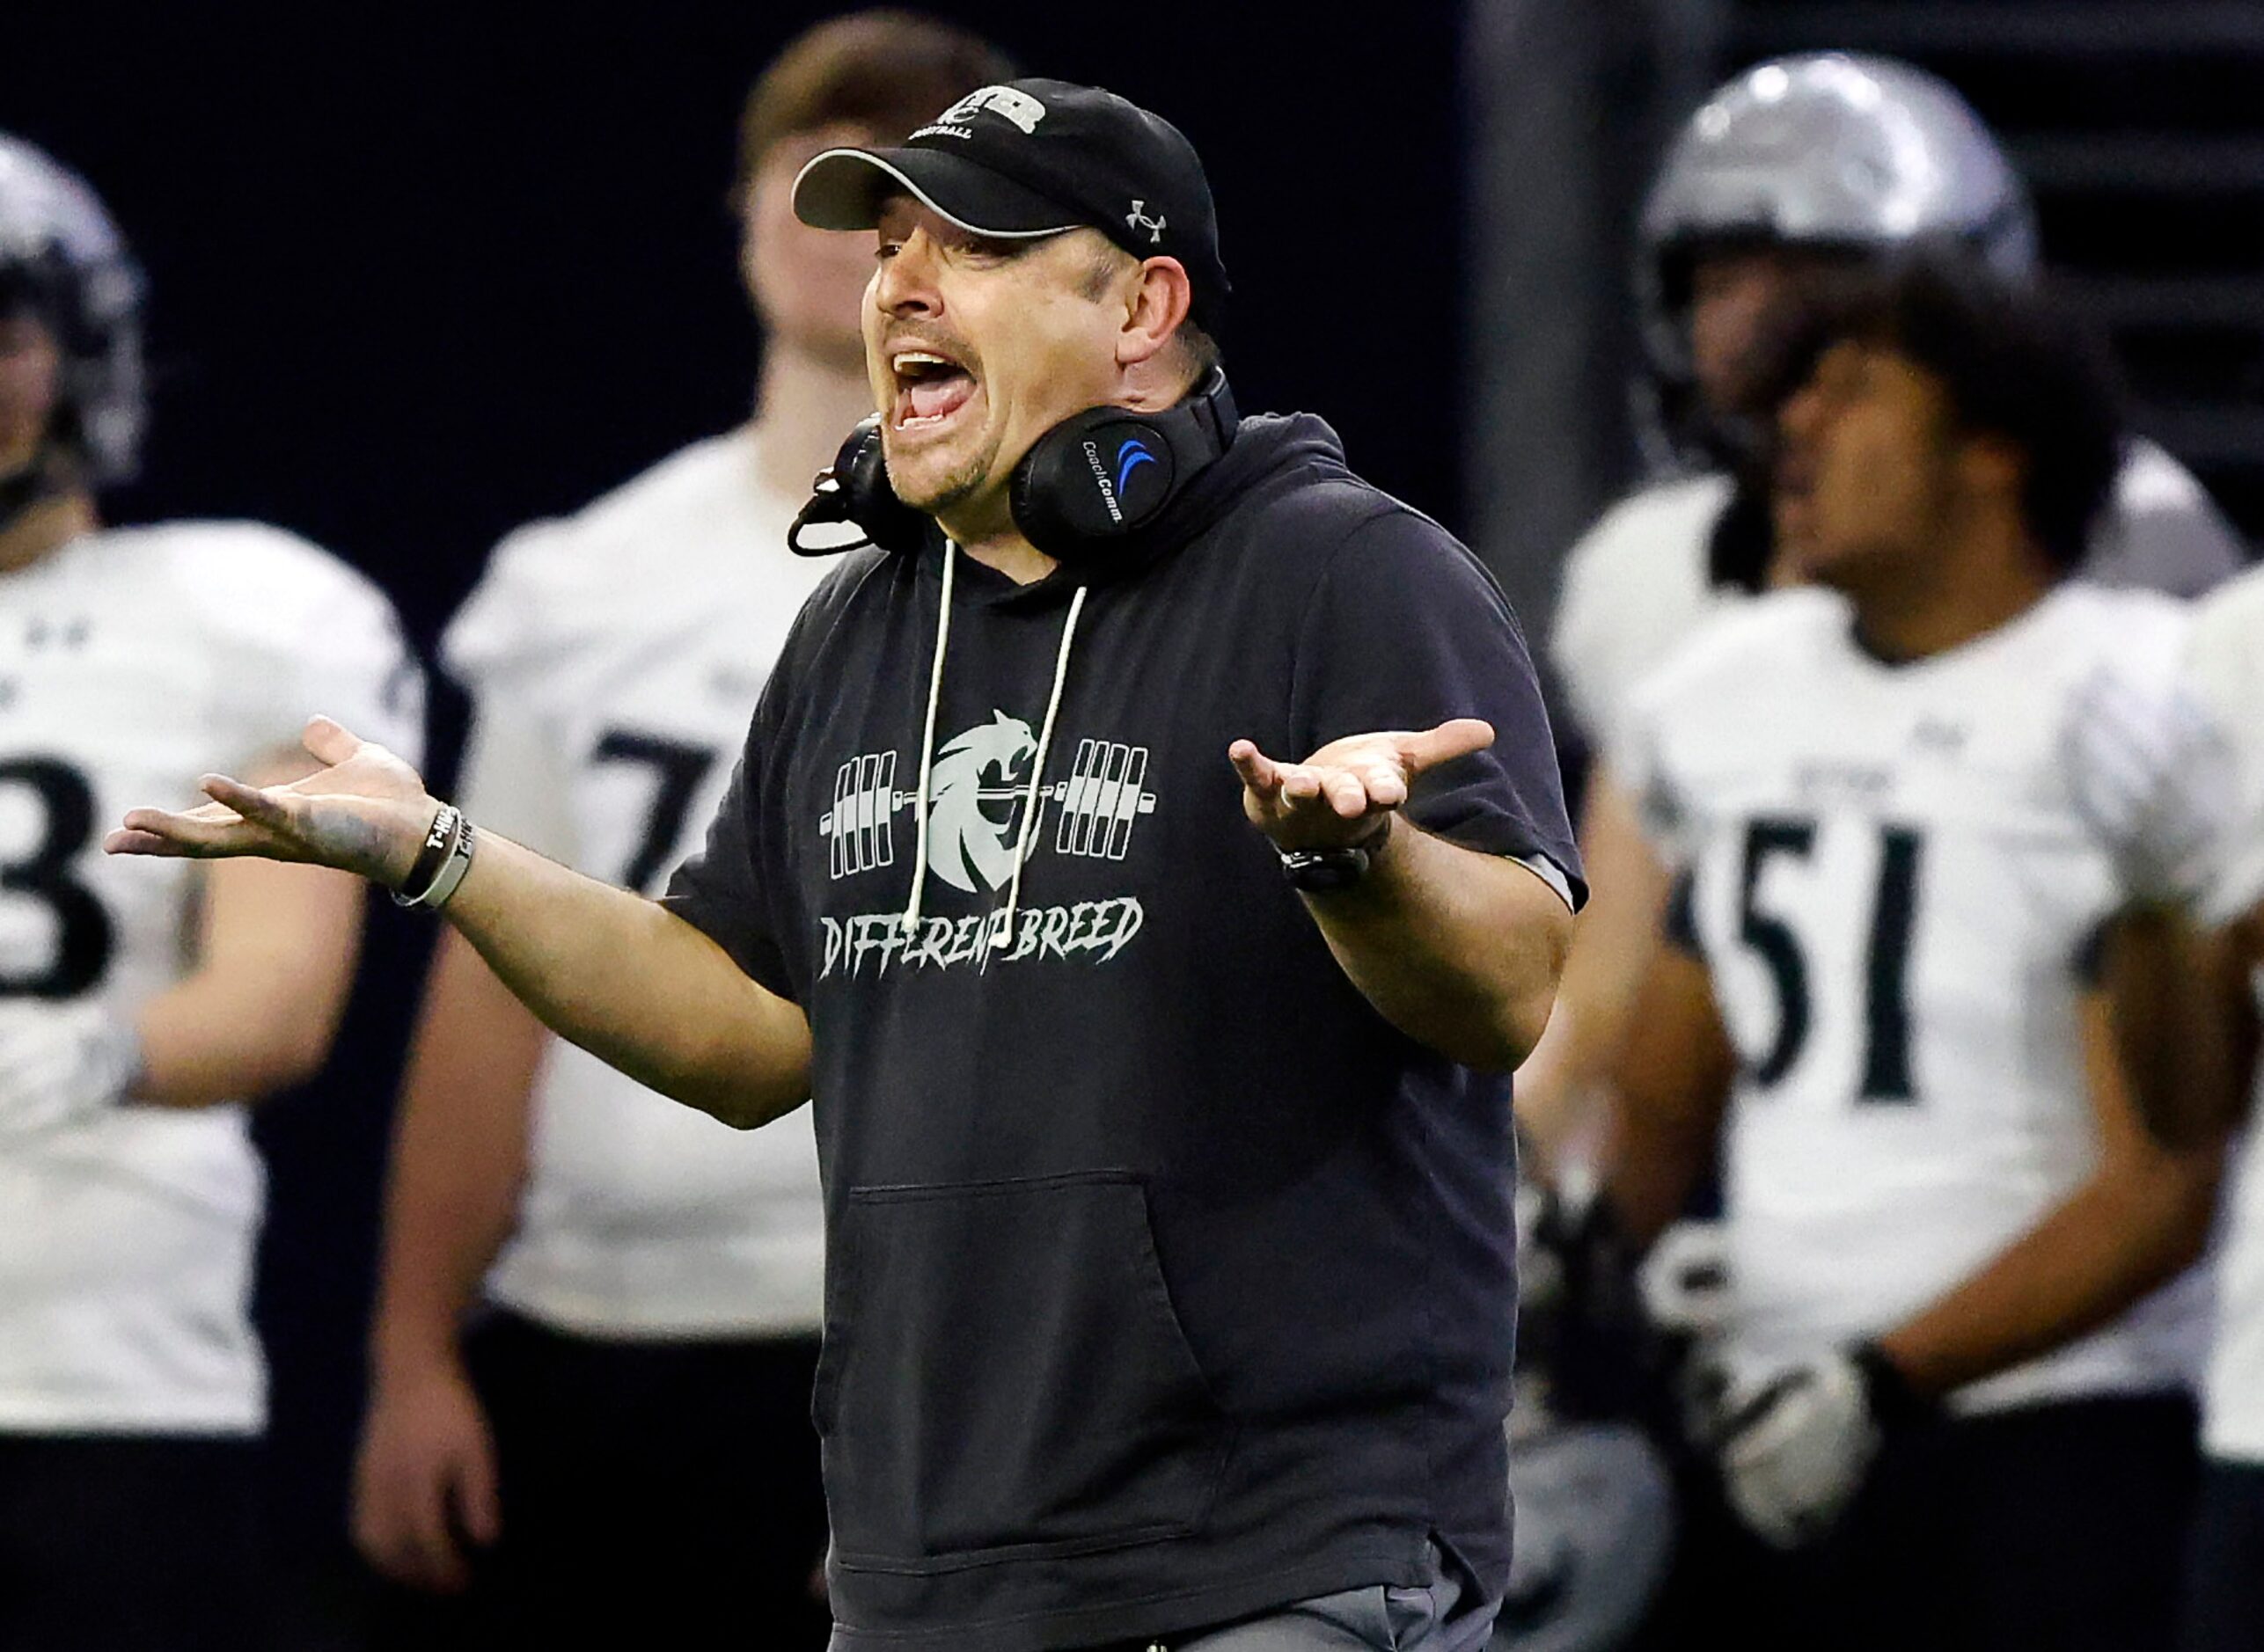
[1638,52,2038,406]
[0,135,145,486]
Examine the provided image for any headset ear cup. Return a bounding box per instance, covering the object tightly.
[1005,373,1236,564]
[1010,409,1181,559]
[1007,435,1065,555]
[837,415,931,554]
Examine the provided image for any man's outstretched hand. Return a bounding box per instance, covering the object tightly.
[1229,718,1495,852]
[106,715,437,888]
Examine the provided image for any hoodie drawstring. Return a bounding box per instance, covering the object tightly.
[899,540,957,934]
[898,540,1088,959]
[993,583,1087,959]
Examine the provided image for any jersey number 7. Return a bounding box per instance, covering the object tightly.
[591,730,721,896]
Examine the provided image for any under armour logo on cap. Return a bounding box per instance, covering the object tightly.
[1125,200,1166,244]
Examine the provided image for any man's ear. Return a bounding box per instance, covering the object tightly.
[1119,256,1193,369]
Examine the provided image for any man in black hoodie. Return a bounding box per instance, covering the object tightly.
[109,79,1583,1652]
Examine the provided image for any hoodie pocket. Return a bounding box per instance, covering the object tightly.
[817,1170,1233,1574]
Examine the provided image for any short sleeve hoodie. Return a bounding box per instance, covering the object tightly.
[666,410,1582,1650]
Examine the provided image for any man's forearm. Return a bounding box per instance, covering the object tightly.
[1874,1151,2219,1397]
[442,832,810,1129]
[1302,823,1572,1071]
[104,724,810,1126]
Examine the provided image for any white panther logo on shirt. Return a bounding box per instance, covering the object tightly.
[817,712,1159,887]
[926,711,1039,894]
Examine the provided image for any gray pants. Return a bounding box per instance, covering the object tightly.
[1146,1544,1496,1651]
[829,1546,1496,1652]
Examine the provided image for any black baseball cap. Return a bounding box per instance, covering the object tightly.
[792,77,1231,338]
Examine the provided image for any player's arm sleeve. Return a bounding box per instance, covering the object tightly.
[2089,442,2249,601]
[1598,684,1706,957]
[2063,636,2233,914]
[438,519,582,861]
[1292,508,1586,909]
[441,520,553,687]
[180,528,421,772]
[453,691,579,865]
[291,580,426,769]
[2186,581,2264,925]
[1596,676,1694,869]
[1548,511,1621,748]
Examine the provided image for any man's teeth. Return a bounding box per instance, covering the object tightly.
[893,351,956,375]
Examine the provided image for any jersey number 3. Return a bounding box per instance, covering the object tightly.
[1739,816,1923,1104]
[0,757,115,998]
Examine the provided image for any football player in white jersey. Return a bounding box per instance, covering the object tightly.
[1601,260,2227,1649]
[2120,567,2264,1651]
[1520,52,2247,1167]
[0,136,420,1650]
[348,15,1010,1645]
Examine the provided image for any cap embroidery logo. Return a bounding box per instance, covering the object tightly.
[937,85,1048,135]
[1125,200,1167,244]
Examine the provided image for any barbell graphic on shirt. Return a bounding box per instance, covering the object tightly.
[819,737,1156,883]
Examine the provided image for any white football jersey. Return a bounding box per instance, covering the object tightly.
[1552,442,2245,750]
[443,430,833,1338]
[2183,566,2264,1463]
[1551,473,1735,749]
[0,522,420,1434]
[1621,583,2216,1414]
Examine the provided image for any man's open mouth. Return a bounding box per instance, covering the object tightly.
[891,348,978,430]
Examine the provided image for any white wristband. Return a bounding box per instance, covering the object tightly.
[393,812,476,910]
[421,818,476,910]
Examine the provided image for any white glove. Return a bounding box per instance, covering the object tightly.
[1639,1218,1734,1338]
[0,1000,142,1138]
[1700,1349,1884,1550]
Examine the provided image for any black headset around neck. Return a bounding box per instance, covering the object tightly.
[788,369,1239,565]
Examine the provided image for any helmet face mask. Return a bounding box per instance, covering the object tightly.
[1637,54,2039,466]
[0,136,145,491]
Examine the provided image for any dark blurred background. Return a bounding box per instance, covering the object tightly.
[5,0,2259,1640]
[10,3,1472,645]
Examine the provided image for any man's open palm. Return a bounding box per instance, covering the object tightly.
[105,715,435,887]
[1229,717,1495,852]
